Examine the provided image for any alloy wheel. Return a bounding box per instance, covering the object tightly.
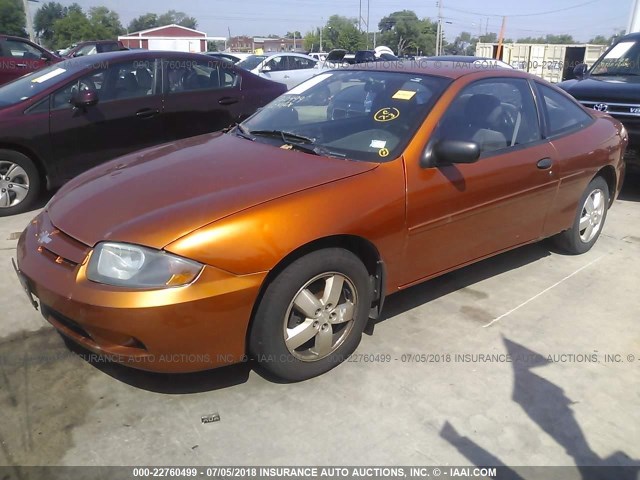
[0,161,30,209]
[283,272,358,362]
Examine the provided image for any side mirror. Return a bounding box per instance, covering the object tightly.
[70,89,99,109]
[41,54,51,62]
[573,63,588,80]
[260,65,272,72]
[422,140,480,168]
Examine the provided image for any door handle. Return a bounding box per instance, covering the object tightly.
[218,97,239,106]
[537,158,553,169]
[16,63,28,68]
[136,108,160,119]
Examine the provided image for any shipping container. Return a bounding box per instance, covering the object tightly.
[475,43,608,83]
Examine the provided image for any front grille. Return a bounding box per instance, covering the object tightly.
[35,215,90,267]
[580,100,640,118]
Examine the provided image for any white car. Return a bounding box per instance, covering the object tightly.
[236,52,319,90]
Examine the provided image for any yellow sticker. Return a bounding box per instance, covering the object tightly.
[379,148,390,158]
[392,90,417,100]
[374,107,400,122]
[280,144,293,150]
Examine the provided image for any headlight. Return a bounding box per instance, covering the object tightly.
[87,242,203,288]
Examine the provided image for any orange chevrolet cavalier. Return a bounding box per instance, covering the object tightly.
[15,62,627,381]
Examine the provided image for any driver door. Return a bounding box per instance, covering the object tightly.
[401,77,560,286]
[48,58,165,181]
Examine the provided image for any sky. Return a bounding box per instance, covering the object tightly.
[31,0,634,42]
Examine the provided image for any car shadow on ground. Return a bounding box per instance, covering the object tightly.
[440,337,640,477]
[61,336,254,394]
[368,241,552,332]
[619,170,640,201]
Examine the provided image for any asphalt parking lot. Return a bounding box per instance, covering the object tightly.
[0,174,639,470]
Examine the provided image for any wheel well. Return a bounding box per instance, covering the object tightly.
[0,143,48,188]
[594,166,617,207]
[245,235,383,348]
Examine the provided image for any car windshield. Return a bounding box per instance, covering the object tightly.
[237,55,267,71]
[591,40,640,76]
[0,63,77,108]
[240,69,451,162]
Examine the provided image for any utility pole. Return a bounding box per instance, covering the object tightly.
[496,16,506,60]
[359,0,362,32]
[23,0,36,42]
[629,0,640,33]
[436,1,443,56]
[366,0,370,50]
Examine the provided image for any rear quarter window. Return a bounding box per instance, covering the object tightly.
[536,83,593,136]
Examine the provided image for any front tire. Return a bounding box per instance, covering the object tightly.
[0,150,40,217]
[249,248,372,381]
[553,176,609,255]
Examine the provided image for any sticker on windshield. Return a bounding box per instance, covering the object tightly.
[370,140,387,149]
[31,68,66,84]
[378,148,390,158]
[392,90,416,101]
[374,107,400,122]
[287,73,333,95]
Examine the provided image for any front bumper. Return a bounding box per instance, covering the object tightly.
[16,213,266,373]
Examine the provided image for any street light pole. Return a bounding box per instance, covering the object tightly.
[629,0,640,33]
[23,0,37,42]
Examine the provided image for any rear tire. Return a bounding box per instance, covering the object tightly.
[0,150,40,217]
[249,248,372,381]
[553,176,609,255]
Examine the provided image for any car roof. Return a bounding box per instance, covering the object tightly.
[618,32,640,42]
[341,59,533,80]
[258,52,316,59]
[58,50,226,69]
[0,34,37,43]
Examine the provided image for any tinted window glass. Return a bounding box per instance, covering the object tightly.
[435,78,541,154]
[52,60,157,109]
[237,55,267,71]
[3,39,42,59]
[537,83,592,135]
[0,63,77,108]
[166,59,238,92]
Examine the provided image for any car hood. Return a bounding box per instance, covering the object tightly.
[558,75,640,103]
[47,132,377,249]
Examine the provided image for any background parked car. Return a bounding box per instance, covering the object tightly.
[0,35,60,86]
[236,52,319,89]
[559,32,640,172]
[0,50,286,215]
[63,40,128,57]
[205,52,251,64]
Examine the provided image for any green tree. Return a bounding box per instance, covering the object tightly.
[34,2,65,47]
[0,0,26,37]
[88,6,124,38]
[128,13,158,33]
[317,15,366,51]
[52,8,92,49]
[444,31,477,56]
[377,10,438,56]
[285,31,302,39]
[157,10,197,30]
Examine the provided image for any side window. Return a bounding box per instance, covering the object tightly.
[4,39,42,59]
[290,57,316,70]
[73,45,96,57]
[536,83,592,136]
[266,56,287,72]
[435,78,541,155]
[52,60,157,109]
[166,59,237,92]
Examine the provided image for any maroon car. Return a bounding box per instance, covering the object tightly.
[0,50,287,216]
[0,35,60,86]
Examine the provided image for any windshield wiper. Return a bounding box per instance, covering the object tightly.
[249,129,315,144]
[230,123,255,141]
[249,129,346,158]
